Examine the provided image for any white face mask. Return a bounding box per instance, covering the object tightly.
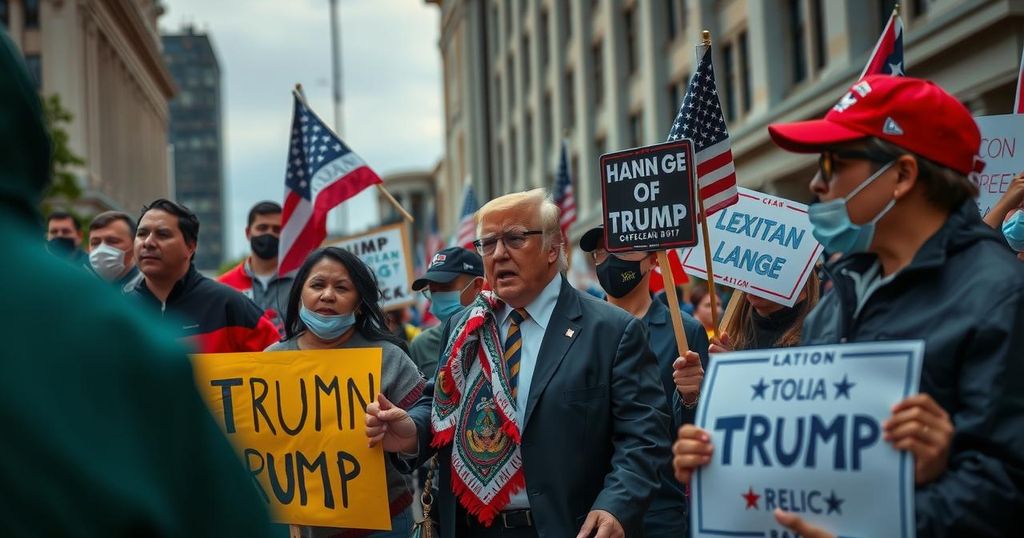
[89,243,128,281]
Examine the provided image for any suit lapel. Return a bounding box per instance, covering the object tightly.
[523,279,583,430]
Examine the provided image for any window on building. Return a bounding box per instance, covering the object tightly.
[510,127,518,181]
[490,3,499,54]
[721,42,736,122]
[494,73,502,122]
[505,0,512,41]
[562,0,572,44]
[543,92,553,146]
[666,0,689,44]
[24,54,41,89]
[812,0,827,70]
[525,111,534,167]
[624,6,638,75]
[629,111,643,148]
[25,0,39,28]
[879,0,898,29]
[0,1,9,28]
[668,76,688,120]
[592,41,604,106]
[507,56,515,108]
[565,69,576,130]
[540,8,550,69]
[595,134,607,159]
[738,31,752,114]
[496,141,505,186]
[788,0,807,85]
[522,34,531,89]
[911,0,929,17]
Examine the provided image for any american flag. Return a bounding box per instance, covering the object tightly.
[278,91,382,276]
[1015,45,1024,114]
[453,183,479,249]
[553,139,576,237]
[667,44,739,216]
[859,7,904,79]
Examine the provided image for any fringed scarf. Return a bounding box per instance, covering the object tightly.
[430,291,524,526]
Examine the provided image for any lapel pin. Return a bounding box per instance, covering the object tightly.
[565,328,575,338]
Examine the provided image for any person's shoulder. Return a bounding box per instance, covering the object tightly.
[196,274,263,313]
[216,261,249,289]
[264,338,298,352]
[411,324,441,347]
[572,285,639,326]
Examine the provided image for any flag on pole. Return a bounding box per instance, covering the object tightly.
[859,7,905,79]
[453,183,479,249]
[553,139,577,237]
[649,248,689,294]
[1014,45,1024,114]
[667,44,739,217]
[278,91,383,276]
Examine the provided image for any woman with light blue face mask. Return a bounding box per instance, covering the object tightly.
[265,247,427,538]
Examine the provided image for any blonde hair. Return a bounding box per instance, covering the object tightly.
[721,271,821,350]
[476,188,567,270]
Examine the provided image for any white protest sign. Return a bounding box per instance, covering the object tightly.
[680,188,823,307]
[974,114,1024,216]
[692,341,924,538]
[325,223,415,310]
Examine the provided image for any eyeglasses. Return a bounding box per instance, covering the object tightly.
[818,148,894,185]
[590,248,648,265]
[473,230,544,256]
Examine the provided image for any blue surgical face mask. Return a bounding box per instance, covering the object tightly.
[428,279,478,322]
[299,305,356,340]
[808,161,897,255]
[1002,211,1024,252]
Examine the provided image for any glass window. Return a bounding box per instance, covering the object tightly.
[565,69,576,130]
[562,0,572,44]
[507,56,515,108]
[813,0,828,70]
[540,8,549,69]
[629,111,643,148]
[789,0,807,85]
[625,6,637,75]
[592,41,604,106]
[739,31,752,114]
[25,0,39,29]
[521,34,530,89]
[722,42,736,121]
[524,111,534,167]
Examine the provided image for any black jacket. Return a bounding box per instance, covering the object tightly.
[130,265,280,354]
[802,200,1024,537]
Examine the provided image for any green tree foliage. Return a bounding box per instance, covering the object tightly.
[40,94,86,215]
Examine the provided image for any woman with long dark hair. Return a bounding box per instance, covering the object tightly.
[266,247,425,537]
[717,271,821,351]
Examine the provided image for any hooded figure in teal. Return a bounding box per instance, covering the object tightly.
[0,30,271,536]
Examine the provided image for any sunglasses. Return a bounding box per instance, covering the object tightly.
[818,148,894,184]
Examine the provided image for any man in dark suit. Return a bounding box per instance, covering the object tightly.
[579,225,708,537]
[367,189,670,537]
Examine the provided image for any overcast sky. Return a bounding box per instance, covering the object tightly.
[160,0,443,260]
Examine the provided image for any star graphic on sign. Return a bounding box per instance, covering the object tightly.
[751,378,768,400]
[825,490,844,515]
[889,62,905,76]
[741,487,760,509]
[834,375,855,399]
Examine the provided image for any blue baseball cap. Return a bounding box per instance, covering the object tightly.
[411,247,484,291]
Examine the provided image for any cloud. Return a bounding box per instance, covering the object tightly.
[161,0,442,260]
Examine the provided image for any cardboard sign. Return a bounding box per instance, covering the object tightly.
[692,341,924,538]
[974,114,1024,216]
[600,140,699,252]
[326,223,415,310]
[192,349,390,530]
[681,188,823,307]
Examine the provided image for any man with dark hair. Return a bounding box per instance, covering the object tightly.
[0,28,271,536]
[45,210,88,266]
[87,210,142,292]
[218,200,292,332]
[130,198,280,353]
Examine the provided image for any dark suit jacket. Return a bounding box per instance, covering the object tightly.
[396,279,671,537]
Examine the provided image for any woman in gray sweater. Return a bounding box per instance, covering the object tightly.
[267,246,426,538]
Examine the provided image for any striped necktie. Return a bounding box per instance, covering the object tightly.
[504,308,529,397]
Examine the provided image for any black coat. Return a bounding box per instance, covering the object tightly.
[802,200,1024,537]
[397,279,670,537]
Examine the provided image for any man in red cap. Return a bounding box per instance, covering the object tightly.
[673,75,1024,537]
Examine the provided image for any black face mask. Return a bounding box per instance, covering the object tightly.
[47,237,76,256]
[250,234,279,260]
[596,255,646,298]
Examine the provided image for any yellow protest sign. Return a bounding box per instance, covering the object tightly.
[191,349,390,531]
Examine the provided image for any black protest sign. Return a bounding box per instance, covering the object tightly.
[600,140,698,252]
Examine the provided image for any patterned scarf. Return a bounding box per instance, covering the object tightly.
[431,291,524,526]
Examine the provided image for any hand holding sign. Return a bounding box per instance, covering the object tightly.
[365,393,418,453]
[884,393,954,485]
[774,510,835,538]
[673,351,704,403]
[708,332,734,354]
[672,424,713,484]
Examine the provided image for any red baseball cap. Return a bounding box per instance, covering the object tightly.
[768,75,982,176]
